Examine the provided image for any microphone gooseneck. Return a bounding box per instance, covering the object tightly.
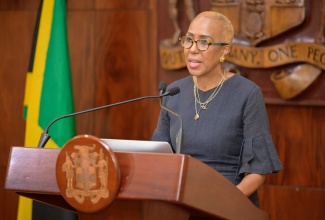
[37,87,179,148]
[159,85,183,154]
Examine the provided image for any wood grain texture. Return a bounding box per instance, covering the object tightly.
[93,9,158,140]
[0,166,19,220]
[0,7,37,220]
[0,0,38,10]
[259,185,325,220]
[266,105,325,187]
[95,0,149,9]
[68,0,95,10]
[68,10,97,135]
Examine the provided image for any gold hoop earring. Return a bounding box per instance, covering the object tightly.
[220,56,225,63]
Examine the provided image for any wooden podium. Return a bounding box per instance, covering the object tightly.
[5,135,269,220]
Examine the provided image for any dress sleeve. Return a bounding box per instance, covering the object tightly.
[236,86,283,178]
[237,133,283,178]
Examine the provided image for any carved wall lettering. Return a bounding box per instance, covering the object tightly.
[227,42,325,70]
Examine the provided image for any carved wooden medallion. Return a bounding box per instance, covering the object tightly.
[56,135,120,213]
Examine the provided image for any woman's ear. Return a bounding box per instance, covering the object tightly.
[223,45,231,56]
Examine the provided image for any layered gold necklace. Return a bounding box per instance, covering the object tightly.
[193,70,226,120]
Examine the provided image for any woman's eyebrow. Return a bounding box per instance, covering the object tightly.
[186,32,214,40]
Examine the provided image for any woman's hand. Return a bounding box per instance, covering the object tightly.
[236,173,266,197]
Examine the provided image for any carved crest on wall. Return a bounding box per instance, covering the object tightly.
[213,0,324,100]
[159,0,325,102]
[212,0,305,46]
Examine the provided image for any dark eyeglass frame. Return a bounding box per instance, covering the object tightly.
[179,36,229,51]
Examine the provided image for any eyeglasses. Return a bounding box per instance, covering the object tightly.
[179,36,228,51]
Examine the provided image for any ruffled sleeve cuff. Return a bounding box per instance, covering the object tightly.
[236,133,283,179]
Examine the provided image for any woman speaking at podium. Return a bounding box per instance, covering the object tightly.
[152,11,283,206]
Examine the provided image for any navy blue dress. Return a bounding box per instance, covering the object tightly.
[151,74,283,206]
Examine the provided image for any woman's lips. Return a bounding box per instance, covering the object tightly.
[188,59,201,68]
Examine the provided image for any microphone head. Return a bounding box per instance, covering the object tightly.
[167,87,180,96]
[159,81,167,94]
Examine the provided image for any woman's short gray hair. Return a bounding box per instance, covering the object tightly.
[194,11,234,44]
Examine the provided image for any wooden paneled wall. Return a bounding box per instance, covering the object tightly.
[68,0,159,140]
[259,105,325,219]
[0,1,158,220]
[0,1,37,219]
[1,0,325,220]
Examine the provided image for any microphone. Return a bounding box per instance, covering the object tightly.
[37,87,180,148]
[158,84,183,154]
[159,81,167,95]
